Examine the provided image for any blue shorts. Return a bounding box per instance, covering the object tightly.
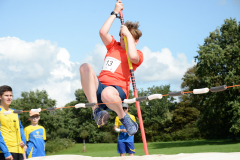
[117,142,135,154]
[96,80,126,111]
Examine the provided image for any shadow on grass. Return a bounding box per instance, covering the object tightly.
[149,140,240,149]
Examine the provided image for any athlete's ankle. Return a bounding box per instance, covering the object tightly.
[92,105,99,116]
[119,112,126,120]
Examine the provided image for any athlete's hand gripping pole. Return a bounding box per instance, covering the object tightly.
[118,10,149,155]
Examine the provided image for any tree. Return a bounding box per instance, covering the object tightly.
[172,95,200,130]
[193,18,240,139]
[62,89,118,143]
[130,85,175,141]
[159,66,201,140]
[80,130,89,152]
[10,90,64,140]
[175,66,201,130]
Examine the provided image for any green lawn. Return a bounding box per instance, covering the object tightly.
[47,139,240,157]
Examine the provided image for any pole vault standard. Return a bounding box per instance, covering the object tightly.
[118,10,149,155]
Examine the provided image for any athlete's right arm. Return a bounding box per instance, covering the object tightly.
[99,0,123,46]
[0,132,11,158]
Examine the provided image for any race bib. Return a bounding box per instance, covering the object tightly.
[102,57,121,73]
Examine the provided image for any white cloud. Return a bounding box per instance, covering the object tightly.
[133,46,195,92]
[0,37,194,108]
[0,37,80,107]
[79,43,107,74]
[32,79,80,108]
[135,46,195,83]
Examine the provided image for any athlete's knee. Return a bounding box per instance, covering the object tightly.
[80,63,92,74]
[101,87,119,102]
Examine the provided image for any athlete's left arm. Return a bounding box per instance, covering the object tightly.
[18,116,26,145]
[120,25,139,64]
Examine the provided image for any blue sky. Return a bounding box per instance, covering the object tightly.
[0,0,239,107]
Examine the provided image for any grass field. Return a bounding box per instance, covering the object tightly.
[47,139,240,157]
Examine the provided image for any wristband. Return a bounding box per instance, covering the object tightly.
[115,128,120,133]
[111,11,120,18]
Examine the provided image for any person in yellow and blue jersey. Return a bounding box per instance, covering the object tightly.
[114,103,136,156]
[0,85,26,160]
[24,111,46,159]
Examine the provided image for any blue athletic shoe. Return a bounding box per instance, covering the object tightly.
[93,108,110,128]
[120,114,138,136]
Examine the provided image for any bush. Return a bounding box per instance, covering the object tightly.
[152,123,202,142]
[57,128,70,138]
[46,131,57,140]
[158,133,173,142]
[153,135,162,142]
[152,133,172,142]
[172,124,201,141]
[45,138,75,154]
[102,132,115,143]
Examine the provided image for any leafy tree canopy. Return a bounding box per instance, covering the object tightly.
[193,18,240,138]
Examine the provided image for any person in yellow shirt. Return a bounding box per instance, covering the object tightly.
[114,103,136,156]
[0,85,26,160]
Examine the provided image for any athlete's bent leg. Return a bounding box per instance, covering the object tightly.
[80,63,110,127]
[79,63,99,113]
[101,86,126,119]
[101,87,138,135]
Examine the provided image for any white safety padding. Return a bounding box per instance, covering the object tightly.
[115,128,120,133]
[148,94,163,100]
[31,108,41,113]
[124,98,136,104]
[3,111,12,115]
[193,88,209,94]
[75,103,86,108]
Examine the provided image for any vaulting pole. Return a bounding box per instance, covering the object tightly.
[119,10,149,155]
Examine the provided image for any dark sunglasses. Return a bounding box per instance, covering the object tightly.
[30,116,40,119]
[123,107,128,110]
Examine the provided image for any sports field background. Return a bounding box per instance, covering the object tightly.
[47,139,240,157]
